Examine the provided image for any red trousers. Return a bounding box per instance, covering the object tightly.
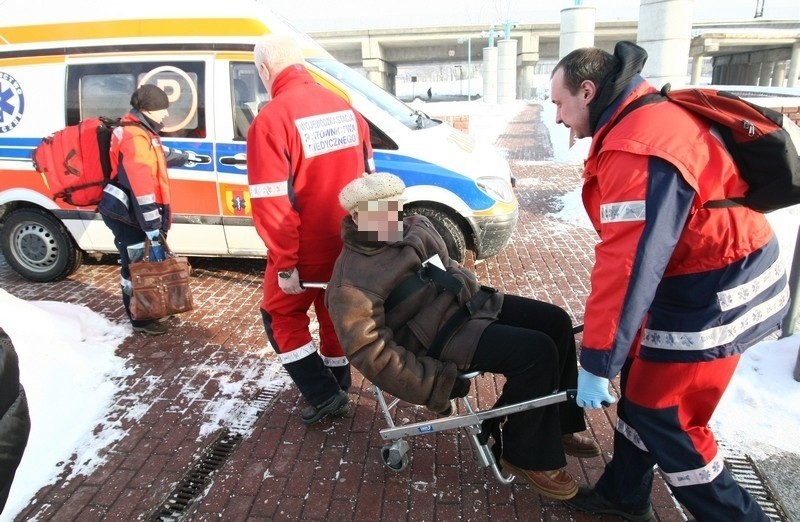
[261,262,344,361]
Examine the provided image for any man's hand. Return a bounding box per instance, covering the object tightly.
[277,267,304,295]
[576,368,616,409]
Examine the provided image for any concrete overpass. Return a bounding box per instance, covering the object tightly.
[307,18,800,97]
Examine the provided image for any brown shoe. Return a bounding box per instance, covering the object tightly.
[499,457,578,500]
[562,433,601,458]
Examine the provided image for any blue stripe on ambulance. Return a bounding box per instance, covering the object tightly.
[372,151,495,211]
[0,136,39,161]
[213,143,495,212]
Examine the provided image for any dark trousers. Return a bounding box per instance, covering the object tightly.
[101,215,156,328]
[595,357,768,521]
[468,295,585,471]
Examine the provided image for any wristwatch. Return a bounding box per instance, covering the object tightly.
[278,268,294,279]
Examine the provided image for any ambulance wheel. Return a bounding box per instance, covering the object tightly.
[0,208,83,282]
[407,207,467,264]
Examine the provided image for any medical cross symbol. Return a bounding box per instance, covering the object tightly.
[0,72,24,133]
[0,87,15,123]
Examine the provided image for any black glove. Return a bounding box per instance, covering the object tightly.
[449,378,471,399]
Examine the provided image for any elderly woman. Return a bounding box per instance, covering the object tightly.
[325,173,600,501]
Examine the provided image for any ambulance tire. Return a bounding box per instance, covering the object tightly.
[0,208,83,283]
[408,206,467,264]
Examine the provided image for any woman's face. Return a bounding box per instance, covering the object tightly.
[142,108,169,124]
[354,199,404,242]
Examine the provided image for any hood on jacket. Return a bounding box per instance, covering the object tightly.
[589,41,648,135]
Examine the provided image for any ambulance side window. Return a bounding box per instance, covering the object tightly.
[230,62,270,141]
[66,62,207,138]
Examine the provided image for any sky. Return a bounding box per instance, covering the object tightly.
[268,0,800,32]
[1,97,800,520]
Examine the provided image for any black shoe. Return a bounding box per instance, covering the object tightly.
[300,390,350,425]
[132,321,168,336]
[565,486,654,521]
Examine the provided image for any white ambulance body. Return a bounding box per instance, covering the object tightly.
[0,1,518,282]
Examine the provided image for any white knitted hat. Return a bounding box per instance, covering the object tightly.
[339,173,406,212]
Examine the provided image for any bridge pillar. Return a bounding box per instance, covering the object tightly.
[759,62,774,86]
[483,46,498,104]
[638,0,694,88]
[497,38,517,103]
[747,62,762,85]
[788,41,800,88]
[517,32,540,99]
[559,5,596,58]
[361,37,397,93]
[772,61,788,88]
[690,55,704,84]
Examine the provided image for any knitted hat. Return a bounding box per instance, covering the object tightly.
[130,84,169,111]
[339,173,406,212]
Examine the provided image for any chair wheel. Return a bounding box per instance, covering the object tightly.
[382,440,410,472]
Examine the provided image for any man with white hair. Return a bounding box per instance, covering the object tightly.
[247,33,375,424]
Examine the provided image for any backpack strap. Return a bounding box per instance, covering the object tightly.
[384,262,464,313]
[609,86,748,210]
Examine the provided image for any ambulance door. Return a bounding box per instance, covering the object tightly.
[213,56,269,256]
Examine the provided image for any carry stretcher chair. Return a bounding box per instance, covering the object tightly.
[301,281,580,482]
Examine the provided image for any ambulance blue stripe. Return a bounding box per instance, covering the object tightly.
[212,144,494,210]
[0,137,39,161]
[372,151,494,210]
[1,135,494,210]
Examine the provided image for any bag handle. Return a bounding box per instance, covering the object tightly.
[142,232,174,262]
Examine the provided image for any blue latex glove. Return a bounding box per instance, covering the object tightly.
[576,368,616,409]
[145,229,160,240]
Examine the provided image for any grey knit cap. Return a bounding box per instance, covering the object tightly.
[339,173,406,212]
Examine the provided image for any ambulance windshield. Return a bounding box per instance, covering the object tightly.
[307,58,440,130]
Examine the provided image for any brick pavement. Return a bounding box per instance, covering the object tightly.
[0,103,692,521]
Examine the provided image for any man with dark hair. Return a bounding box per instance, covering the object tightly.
[549,41,787,521]
[0,328,31,515]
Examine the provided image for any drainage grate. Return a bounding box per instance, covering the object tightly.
[719,441,790,521]
[149,383,285,521]
[149,429,242,521]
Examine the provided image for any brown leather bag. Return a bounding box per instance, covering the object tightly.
[129,236,193,321]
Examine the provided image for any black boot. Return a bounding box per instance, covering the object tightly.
[566,486,654,521]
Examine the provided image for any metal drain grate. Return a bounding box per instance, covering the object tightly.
[149,383,285,521]
[149,429,242,521]
[719,441,790,521]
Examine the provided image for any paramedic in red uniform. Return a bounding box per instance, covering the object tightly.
[550,41,788,522]
[98,84,192,336]
[247,33,374,425]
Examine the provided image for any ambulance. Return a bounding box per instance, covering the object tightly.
[0,1,518,282]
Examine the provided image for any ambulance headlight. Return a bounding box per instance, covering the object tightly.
[476,176,514,204]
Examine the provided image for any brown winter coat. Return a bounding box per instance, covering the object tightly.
[325,214,503,413]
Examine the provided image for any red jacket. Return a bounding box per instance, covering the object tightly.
[580,77,789,378]
[98,112,172,233]
[246,64,374,270]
